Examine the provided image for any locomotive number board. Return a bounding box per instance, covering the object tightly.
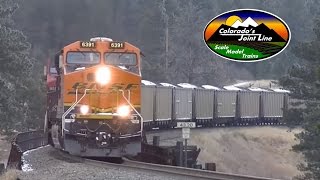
[80,41,96,48]
[110,42,124,49]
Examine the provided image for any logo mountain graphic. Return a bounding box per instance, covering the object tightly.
[231,17,258,28]
[207,23,286,42]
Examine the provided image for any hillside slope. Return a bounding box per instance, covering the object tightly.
[147,127,303,180]
[190,127,303,179]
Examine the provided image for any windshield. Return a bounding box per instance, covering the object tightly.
[105,53,137,66]
[67,52,100,64]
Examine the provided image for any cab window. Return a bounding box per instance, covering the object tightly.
[104,53,137,66]
[67,52,100,64]
[66,52,100,72]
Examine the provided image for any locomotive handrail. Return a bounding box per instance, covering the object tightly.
[62,88,144,137]
[62,88,90,136]
[119,89,144,137]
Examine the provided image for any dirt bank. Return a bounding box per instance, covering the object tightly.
[0,135,10,166]
[189,127,303,179]
[147,126,303,179]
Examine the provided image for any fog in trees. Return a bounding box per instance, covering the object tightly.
[14,0,319,85]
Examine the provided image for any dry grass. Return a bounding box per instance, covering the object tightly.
[0,169,19,180]
[0,135,18,180]
[0,135,10,166]
[190,127,304,180]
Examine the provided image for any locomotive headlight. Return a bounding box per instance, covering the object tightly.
[80,105,90,115]
[117,105,131,117]
[96,67,111,85]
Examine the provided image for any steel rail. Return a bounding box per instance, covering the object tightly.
[56,150,279,180]
[120,158,279,180]
[10,131,283,180]
[87,158,279,180]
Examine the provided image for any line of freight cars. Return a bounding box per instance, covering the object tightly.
[141,85,289,129]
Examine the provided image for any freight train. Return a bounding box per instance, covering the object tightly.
[44,37,291,158]
[45,37,143,157]
[141,83,290,130]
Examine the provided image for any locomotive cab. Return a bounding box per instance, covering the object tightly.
[46,37,143,157]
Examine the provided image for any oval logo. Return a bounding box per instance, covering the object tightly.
[204,9,290,62]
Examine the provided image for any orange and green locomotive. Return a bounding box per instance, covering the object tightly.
[45,37,143,157]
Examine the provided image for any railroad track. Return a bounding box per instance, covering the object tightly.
[120,158,278,180]
[6,130,284,180]
[92,158,278,180]
[55,150,278,180]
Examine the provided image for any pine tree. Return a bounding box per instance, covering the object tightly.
[279,19,320,180]
[0,0,40,133]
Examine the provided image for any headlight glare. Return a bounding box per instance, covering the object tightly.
[80,105,90,115]
[117,105,130,117]
[96,67,111,85]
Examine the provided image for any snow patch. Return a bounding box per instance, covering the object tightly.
[21,159,33,172]
[21,145,50,172]
[248,87,269,92]
[272,88,290,93]
[177,83,198,89]
[21,152,33,172]
[23,145,49,154]
[159,83,177,87]
[202,85,220,90]
[232,82,253,88]
[223,86,242,91]
[141,80,156,86]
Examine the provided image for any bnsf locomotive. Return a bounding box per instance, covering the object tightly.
[45,37,143,157]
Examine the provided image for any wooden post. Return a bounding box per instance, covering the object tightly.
[0,163,5,175]
[184,139,188,167]
[205,163,216,171]
[259,92,265,123]
[176,141,183,167]
[153,136,160,146]
[165,24,168,70]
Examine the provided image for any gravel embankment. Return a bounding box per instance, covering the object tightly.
[17,146,197,180]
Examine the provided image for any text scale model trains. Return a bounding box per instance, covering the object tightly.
[141,84,290,129]
[45,37,143,157]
